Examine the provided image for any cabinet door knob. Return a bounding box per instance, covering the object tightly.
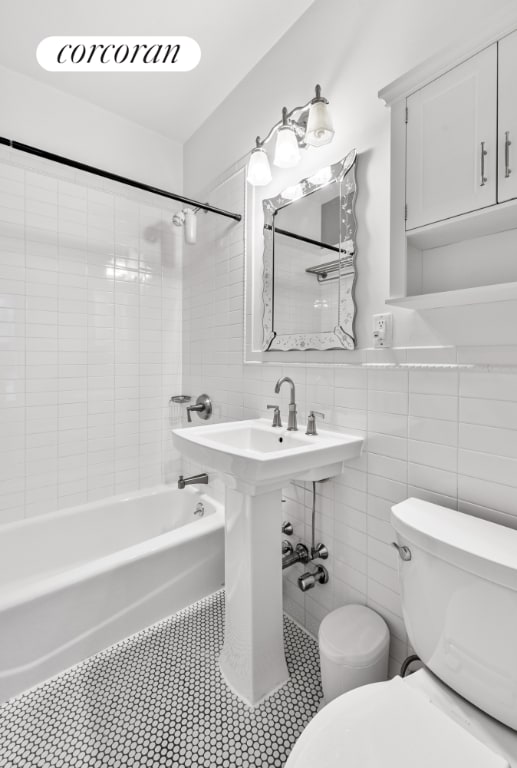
[505,131,512,179]
[480,141,488,186]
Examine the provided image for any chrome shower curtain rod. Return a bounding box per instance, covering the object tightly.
[0,136,242,222]
[264,223,341,254]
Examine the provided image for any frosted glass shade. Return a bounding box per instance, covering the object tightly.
[274,126,301,168]
[305,100,334,147]
[247,146,272,186]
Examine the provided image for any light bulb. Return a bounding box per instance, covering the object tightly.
[247,146,272,186]
[274,126,300,168]
[305,100,334,147]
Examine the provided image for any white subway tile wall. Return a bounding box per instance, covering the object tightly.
[0,149,182,523]
[182,166,517,674]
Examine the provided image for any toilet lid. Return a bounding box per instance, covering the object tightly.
[286,677,510,768]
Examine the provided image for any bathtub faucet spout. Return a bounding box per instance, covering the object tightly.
[178,473,209,489]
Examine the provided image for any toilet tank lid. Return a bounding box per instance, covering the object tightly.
[392,498,517,590]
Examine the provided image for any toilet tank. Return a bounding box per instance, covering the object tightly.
[392,498,517,731]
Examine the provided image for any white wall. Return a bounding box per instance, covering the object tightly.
[0,65,185,523]
[0,65,183,191]
[0,146,183,523]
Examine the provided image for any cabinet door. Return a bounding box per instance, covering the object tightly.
[498,31,517,203]
[406,44,497,230]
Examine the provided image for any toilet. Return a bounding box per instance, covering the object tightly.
[286,498,517,767]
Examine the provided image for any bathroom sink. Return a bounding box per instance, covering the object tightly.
[172,418,363,489]
[172,417,363,706]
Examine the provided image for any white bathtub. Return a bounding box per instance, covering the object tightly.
[0,484,225,703]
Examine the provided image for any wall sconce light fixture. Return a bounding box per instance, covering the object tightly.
[247,84,334,187]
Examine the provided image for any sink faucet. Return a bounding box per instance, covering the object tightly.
[274,376,297,431]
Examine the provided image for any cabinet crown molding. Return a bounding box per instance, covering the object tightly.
[378,7,517,106]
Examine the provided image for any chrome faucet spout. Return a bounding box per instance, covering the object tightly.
[274,376,298,431]
[274,376,295,401]
[178,473,209,489]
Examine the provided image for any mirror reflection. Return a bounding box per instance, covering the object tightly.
[262,150,357,351]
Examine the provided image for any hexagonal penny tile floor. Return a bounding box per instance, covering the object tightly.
[0,590,322,767]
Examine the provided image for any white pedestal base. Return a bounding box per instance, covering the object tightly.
[219,486,289,706]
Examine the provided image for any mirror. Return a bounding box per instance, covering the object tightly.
[262,149,357,351]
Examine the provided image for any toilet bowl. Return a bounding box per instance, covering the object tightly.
[287,498,517,767]
[286,668,517,767]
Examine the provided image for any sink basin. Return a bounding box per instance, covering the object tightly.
[172,418,363,489]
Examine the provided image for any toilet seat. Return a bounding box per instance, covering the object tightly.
[286,676,509,768]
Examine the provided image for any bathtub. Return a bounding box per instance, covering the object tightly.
[0,484,225,703]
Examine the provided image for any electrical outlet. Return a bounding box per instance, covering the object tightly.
[372,313,393,348]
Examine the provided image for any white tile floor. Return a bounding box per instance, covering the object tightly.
[0,591,322,767]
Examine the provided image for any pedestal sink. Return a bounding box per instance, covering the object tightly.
[172,418,363,705]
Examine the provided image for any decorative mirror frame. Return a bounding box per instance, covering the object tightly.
[261,149,358,352]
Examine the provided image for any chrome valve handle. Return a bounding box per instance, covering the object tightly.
[392,541,412,561]
[267,404,282,428]
[186,394,212,422]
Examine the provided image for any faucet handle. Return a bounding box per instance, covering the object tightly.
[306,410,325,436]
[267,404,282,428]
[186,394,212,423]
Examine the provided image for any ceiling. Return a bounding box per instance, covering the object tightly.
[0,0,316,143]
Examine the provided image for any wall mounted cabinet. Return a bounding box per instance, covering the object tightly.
[406,45,497,230]
[380,13,517,309]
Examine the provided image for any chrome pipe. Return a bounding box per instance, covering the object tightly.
[311,543,329,560]
[282,543,309,570]
[309,482,328,560]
